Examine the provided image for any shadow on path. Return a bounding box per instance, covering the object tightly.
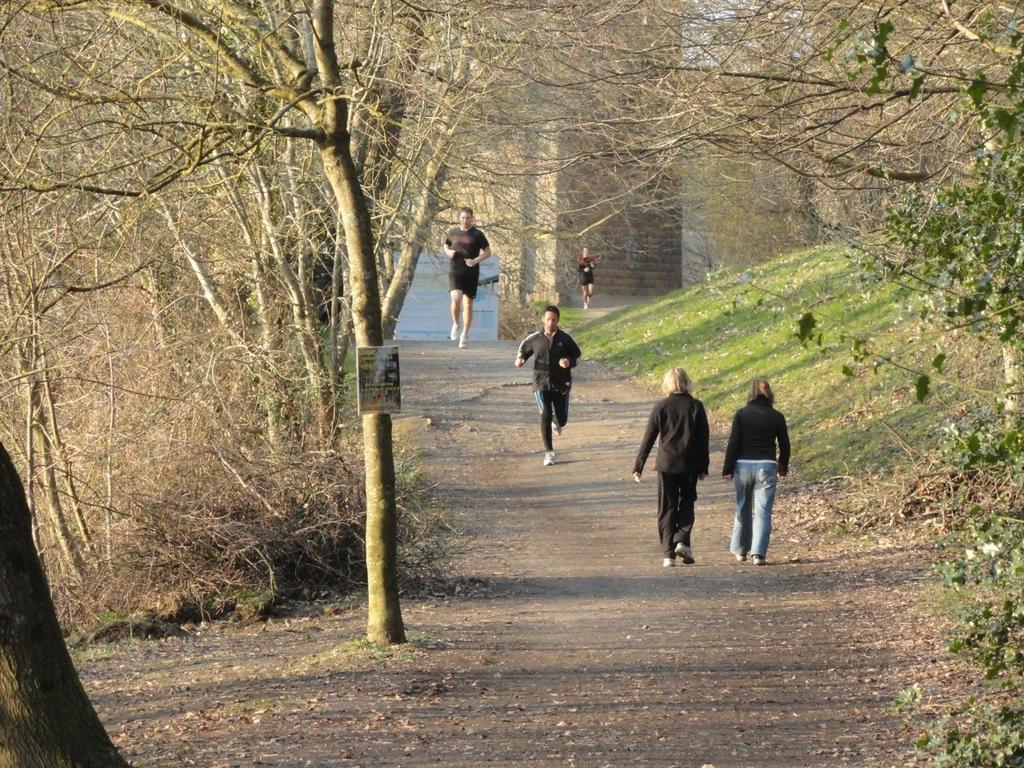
[78,337,921,768]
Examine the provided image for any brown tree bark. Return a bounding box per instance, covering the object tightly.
[320,137,406,644]
[0,443,129,768]
[360,413,405,644]
[312,1,405,644]
[381,150,447,339]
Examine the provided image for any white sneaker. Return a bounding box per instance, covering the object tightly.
[552,419,562,436]
[458,335,467,349]
[674,543,695,564]
[450,323,459,341]
[662,557,675,567]
[584,301,589,310]
[735,553,747,562]
[543,451,555,466]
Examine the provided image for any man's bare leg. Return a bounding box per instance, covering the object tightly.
[460,298,474,347]
[449,290,463,340]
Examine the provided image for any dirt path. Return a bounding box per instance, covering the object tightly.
[80,338,931,767]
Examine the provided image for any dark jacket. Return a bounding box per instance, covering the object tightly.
[722,396,790,475]
[634,393,710,476]
[517,329,581,393]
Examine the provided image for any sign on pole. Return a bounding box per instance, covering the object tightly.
[356,345,401,414]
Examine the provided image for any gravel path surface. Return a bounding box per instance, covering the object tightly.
[80,338,926,767]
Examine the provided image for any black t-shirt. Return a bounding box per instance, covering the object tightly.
[445,226,490,274]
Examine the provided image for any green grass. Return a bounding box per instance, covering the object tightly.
[561,245,994,482]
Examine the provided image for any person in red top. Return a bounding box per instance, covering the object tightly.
[577,247,597,309]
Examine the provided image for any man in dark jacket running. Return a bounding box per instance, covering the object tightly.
[515,305,582,466]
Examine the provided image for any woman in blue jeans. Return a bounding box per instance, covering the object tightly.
[722,379,790,566]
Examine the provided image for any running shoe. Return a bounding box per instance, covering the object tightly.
[552,419,562,436]
[458,335,467,349]
[543,451,555,466]
[662,557,675,567]
[674,543,695,564]
[751,555,766,566]
[735,553,747,562]
[450,323,459,341]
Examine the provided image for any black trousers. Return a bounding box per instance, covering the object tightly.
[657,471,698,557]
[536,389,569,451]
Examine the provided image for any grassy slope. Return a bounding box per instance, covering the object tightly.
[561,246,992,482]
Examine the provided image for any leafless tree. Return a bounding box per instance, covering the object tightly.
[1,1,416,641]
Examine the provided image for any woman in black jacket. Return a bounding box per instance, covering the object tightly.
[722,379,790,566]
[633,367,710,567]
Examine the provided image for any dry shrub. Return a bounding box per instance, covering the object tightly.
[390,455,465,594]
[69,443,457,627]
[83,448,364,623]
[499,301,542,340]
[785,458,1022,536]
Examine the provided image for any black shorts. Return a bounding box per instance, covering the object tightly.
[449,269,480,299]
[580,273,594,286]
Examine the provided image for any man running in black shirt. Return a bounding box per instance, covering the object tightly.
[515,305,582,466]
[443,207,492,348]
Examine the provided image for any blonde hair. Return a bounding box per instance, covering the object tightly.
[748,379,774,404]
[661,367,694,395]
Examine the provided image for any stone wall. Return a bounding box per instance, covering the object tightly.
[449,136,709,311]
[554,161,688,302]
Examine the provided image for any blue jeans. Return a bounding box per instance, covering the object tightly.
[730,461,778,558]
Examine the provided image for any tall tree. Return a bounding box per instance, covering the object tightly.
[0,0,528,641]
[14,0,411,642]
[0,442,129,768]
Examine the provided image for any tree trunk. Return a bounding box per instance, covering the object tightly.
[19,326,83,576]
[328,215,350,395]
[380,151,447,339]
[360,414,404,643]
[39,349,92,552]
[0,443,130,768]
[252,163,334,440]
[219,168,291,446]
[32,413,85,578]
[21,338,83,578]
[381,239,424,340]
[320,131,406,644]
